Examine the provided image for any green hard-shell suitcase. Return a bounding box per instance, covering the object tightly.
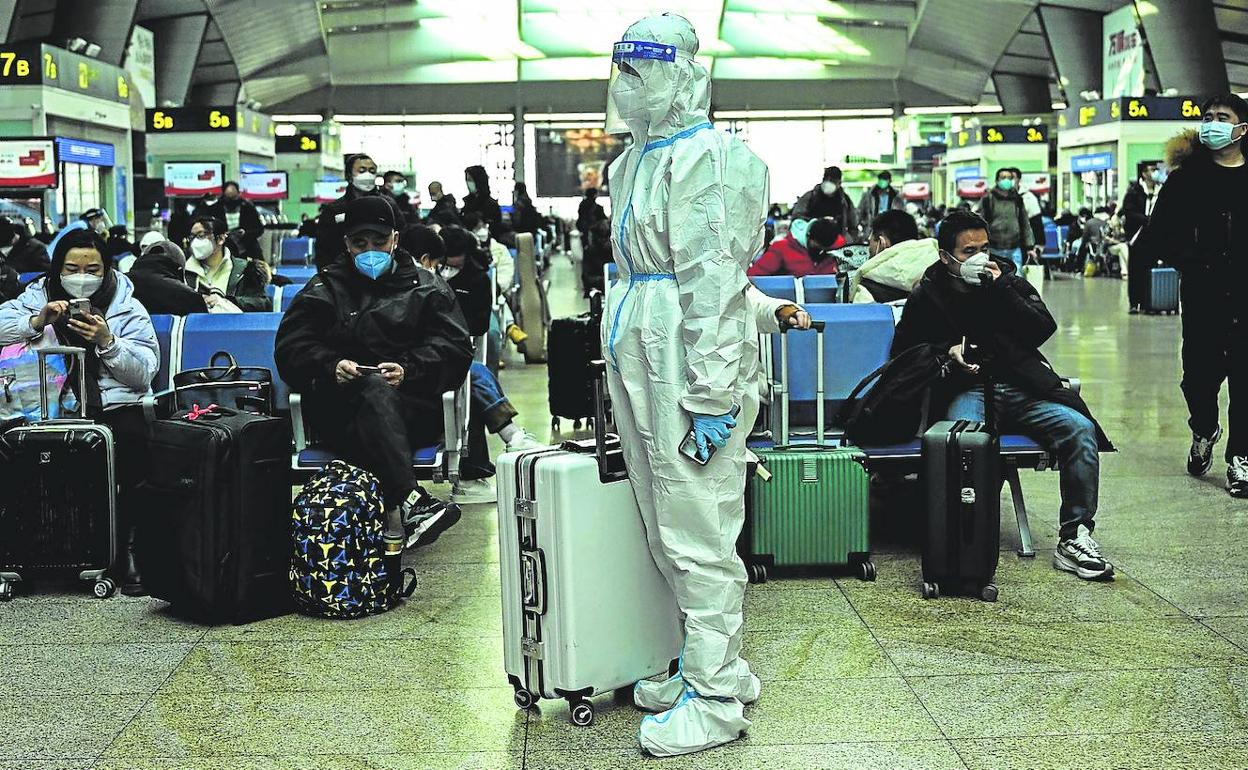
[743,321,875,584]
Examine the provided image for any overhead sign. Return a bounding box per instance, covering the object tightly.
[0,43,132,104]
[982,125,1048,144]
[314,179,347,204]
[1071,152,1115,174]
[55,137,114,168]
[123,25,156,108]
[1058,96,1204,129]
[240,171,288,202]
[276,131,322,154]
[146,106,274,138]
[1103,4,1145,99]
[0,138,57,189]
[163,161,224,197]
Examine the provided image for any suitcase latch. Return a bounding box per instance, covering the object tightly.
[515,498,536,519]
[960,487,976,505]
[521,637,544,660]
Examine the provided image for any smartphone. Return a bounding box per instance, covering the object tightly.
[68,298,92,321]
[356,365,384,376]
[679,403,742,466]
[961,335,984,367]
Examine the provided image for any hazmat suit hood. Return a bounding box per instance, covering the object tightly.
[608,14,711,142]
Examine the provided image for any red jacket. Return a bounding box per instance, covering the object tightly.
[747,233,843,277]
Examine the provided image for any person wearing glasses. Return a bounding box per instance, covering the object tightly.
[1136,93,1248,497]
[182,217,271,312]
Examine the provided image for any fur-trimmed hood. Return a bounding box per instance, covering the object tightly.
[1165,128,1202,171]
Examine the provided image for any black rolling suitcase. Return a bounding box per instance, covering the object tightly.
[0,347,118,601]
[135,404,292,624]
[546,290,603,432]
[920,377,1002,602]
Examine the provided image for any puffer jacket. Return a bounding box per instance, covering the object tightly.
[0,272,159,407]
[275,249,473,410]
[848,237,939,303]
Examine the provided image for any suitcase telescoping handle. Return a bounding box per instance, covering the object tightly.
[778,320,826,448]
[589,359,627,481]
[37,345,87,422]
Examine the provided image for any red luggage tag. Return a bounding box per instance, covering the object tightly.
[185,404,219,421]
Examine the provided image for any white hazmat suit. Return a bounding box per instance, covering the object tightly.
[602,13,789,758]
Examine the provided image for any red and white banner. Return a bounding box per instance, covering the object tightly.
[1024,173,1050,196]
[0,139,57,189]
[164,162,223,197]
[314,180,348,204]
[902,181,931,201]
[956,178,988,199]
[240,171,288,201]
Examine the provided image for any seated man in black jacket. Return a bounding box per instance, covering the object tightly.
[128,241,208,315]
[893,210,1116,581]
[276,197,474,552]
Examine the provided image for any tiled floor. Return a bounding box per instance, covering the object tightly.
[3,259,1248,769]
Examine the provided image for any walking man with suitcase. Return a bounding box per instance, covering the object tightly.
[602,13,808,757]
[1136,93,1248,497]
[893,210,1116,580]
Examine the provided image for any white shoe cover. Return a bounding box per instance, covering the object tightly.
[638,690,750,758]
[634,673,762,713]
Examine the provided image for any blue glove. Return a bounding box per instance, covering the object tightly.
[690,410,738,461]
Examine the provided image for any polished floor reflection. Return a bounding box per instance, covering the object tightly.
[2,263,1246,770]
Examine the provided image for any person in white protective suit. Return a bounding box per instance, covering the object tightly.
[602,13,811,758]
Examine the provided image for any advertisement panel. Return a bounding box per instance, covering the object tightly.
[1103,4,1145,99]
[533,127,630,198]
[314,179,347,204]
[0,138,57,189]
[124,25,156,108]
[163,161,224,197]
[240,171,288,201]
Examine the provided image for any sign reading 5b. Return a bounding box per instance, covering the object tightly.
[147,107,236,133]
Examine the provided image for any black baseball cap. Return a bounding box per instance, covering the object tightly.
[343,195,397,237]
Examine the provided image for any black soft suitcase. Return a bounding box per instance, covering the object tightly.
[546,291,603,431]
[920,418,1001,602]
[0,347,117,601]
[135,405,293,624]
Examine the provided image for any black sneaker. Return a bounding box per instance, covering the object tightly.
[1054,525,1114,580]
[401,491,462,549]
[1128,305,1141,315]
[1227,456,1248,498]
[1188,426,1222,477]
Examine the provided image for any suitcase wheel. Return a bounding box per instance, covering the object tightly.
[747,563,768,584]
[513,689,536,710]
[0,581,11,602]
[980,583,999,603]
[569,699,595,727]
[857,560,877,582]
[92,577,117,600]
[921,582,939,600]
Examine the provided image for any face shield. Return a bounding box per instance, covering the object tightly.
[605,40,678,135]
[84,209,113,235]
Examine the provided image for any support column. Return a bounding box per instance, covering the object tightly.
[1037,5,1102,101]
[149,14,208,106]
[50,0,138,66]
[1137,0,1228,94]
[993,73,1053,115]
[513,107,527,187]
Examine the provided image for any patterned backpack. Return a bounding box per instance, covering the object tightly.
[290,460,416,619]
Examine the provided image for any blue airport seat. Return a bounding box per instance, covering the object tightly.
[277,266,316,282]
[149,314,179,393]
[801,274,839,303]
[280,283,305,313]
[179,312,288,411]
[279,237,312,266]
[751,275,798,302]
[18,272,40,287]
[264,284,278,301]
[606,262,618,283]
[296,444,440,470]
[772,303,894,407]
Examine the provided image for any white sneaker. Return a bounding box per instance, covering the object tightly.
[504,430,545,451]
[1227,456,1248,498]
[451,478,497,504]
[1054,524,1114,580]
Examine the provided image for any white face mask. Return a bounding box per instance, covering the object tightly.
[954,252,993,285]
[821,181,838,196]
[352,173,377,193]
[440,265,461,279]
[62,273,103,299]
[190,237,216,261]
[465,179,477,194]
[473,227,490,244]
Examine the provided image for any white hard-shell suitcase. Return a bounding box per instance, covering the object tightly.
[497,362,681,727]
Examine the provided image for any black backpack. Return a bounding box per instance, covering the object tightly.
[836,343,952,446]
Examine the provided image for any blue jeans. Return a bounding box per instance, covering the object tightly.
[462,361,518,481]
[991,247,1024,273]
[946,383,1099,540]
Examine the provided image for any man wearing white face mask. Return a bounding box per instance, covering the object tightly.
[314,153,388,271]
[1136,92,1248,496]
[894,210,1116,581]
[791,165,857,236]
